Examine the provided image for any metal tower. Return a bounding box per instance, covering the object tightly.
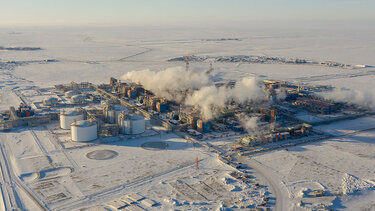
[185,54,189,71]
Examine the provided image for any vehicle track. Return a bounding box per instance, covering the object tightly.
[239,157,290,211]
[56,159,205,211]
[293,69,375,82]
[0,142,21,211]
[30,130,53,164]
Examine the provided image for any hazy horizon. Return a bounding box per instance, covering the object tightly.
[1,0,375,27]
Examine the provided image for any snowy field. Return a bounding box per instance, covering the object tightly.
[251,117,375,210]
[1,26,375,210]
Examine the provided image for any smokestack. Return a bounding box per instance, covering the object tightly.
[186,54,189,71]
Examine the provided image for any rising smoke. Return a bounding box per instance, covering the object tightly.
[240,116,260,133]
[121,66,210,102]
[185,77,265,120]
[122,66,266,121]
[321,87,375,109]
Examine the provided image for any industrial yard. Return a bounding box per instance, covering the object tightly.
[1,25,375,211]
[1,70,374,210]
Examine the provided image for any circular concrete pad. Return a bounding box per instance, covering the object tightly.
[86,150,118,160]
[141,141,168,151]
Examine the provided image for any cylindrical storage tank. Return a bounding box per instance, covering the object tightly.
[106,109,115,124]
[105,106,128,124]
[71,95,85,104]
[43,97,58,106]
[71,120,97,142]
[137,96,144,104]
[120,115,145,135]
[107,108,115,124]
[117,111,127,125]
[60,109,84,129]
[114,106,128,124]
[65,90,79,98]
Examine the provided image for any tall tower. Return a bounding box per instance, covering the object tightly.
[207,62,213,74]
[271,109,275,122]
[185,54,189,71]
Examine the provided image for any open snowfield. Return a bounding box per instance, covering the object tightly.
[1,25,375,210]
[251,117,375,210]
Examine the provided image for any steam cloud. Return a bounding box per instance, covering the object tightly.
[121,66,210,102]
[185,77,265,120]
[240,116,260,133]
[321,87,375,109]
[122,66,266,121]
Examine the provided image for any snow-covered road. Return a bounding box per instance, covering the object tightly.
[237,155,291,211]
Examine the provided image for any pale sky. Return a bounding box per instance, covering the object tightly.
[1,0,374,26]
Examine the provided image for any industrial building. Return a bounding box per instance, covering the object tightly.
[0,75,366,152]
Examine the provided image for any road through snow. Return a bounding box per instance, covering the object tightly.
[237,155,290,211]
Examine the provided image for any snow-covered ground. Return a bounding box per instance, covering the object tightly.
[251,117,375,210]
[1,26,375,210]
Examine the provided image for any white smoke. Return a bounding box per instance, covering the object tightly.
[321,87,375,109]
[275,88,287,101]
[185,77,265,120]
[240,116,259,133]
[121,66,210,102]
[185,86,228,120]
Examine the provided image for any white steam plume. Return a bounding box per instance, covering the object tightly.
[121,66,210,102]
[185,77,265,120]
[321,87,375,109]
[240,116,260,133]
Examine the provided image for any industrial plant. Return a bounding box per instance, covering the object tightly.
[0,71,370,153]
[1,59,374,211]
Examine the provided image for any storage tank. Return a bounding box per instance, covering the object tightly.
[43,97,58,106]
[137,96,144,104]
[60,109,84,129]
[114,106,128,124]
[105,105,128,124]
[71,95,85,104]
[170,112,179,120]
[119,114,145,135]
[65,90,79,98]
[71,120,97,142]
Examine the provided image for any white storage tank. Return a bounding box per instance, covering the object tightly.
[43,97,58,106]
[119,114,145,135]
[60,109,84,129]
[65,90,79,98]
[71,94,85,104]
[71,120,97,142]
[114,106,128,124]
[105,105,128,124]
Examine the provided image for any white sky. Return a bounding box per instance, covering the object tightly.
[1,0,374,26]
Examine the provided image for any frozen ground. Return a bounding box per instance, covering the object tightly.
[251,117,375,210]
[1,26,375,210]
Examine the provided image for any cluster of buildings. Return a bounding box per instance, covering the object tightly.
[169,55,365,70]
[240,123,312,147]
[0,75,364,150]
